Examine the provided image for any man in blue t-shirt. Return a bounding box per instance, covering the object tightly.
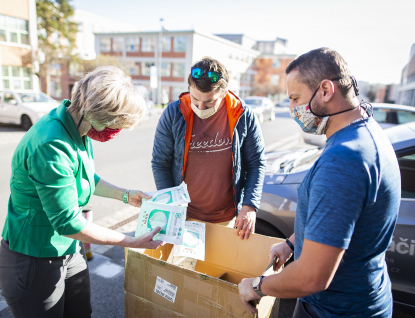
[238,48,400,317]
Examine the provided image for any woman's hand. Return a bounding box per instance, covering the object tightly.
[129,226,164,249]
[127,190,152,207]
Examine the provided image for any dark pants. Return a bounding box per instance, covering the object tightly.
[0,239,92,318]
[292,300,318,318]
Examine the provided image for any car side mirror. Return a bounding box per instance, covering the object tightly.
[9,100,17,105]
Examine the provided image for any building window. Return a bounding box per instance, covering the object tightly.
[173,37,186,52]
[99,38,111,52]
[162,36,171,52]
[0,14,29,45]
[49,79,62,98]
[172,63,185,78]
[126,36,139,52]
[161,62,171,77]
[272,58,281,69]
[113,37,123,52]
[142,62,155,76]
[2,65,32,89]
[172,86,186,99]
[126,61,140,75]
[270,74,280,85]
[142,37,155,52]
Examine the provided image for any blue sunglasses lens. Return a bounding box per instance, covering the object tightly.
[191,68,204,78]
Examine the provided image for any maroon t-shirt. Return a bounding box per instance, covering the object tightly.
[184,103,235,222]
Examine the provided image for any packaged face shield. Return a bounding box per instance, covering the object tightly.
[167,251,197,271]
[135,201,186,245]
[173,221,205,261]
[145,182,191,206]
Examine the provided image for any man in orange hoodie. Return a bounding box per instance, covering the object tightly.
[151,57,266,239]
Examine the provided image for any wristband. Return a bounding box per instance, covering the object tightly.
[285,238,294,252]
[123,189,130,204]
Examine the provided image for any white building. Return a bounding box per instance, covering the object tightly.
[94,29,260,103]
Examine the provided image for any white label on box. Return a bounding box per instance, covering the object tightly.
[154,276,177,303]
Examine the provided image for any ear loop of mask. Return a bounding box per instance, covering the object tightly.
[76,114,85,130]
[308,76,360,118]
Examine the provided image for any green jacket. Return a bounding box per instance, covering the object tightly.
[1,100,100,257]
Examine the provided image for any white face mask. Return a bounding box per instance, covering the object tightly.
[290,103,329,135]
[191,102,220,119]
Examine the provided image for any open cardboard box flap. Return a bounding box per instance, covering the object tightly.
[125,221,284,317]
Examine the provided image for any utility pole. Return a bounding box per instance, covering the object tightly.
[158,18,164,105]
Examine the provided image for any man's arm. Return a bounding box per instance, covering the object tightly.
[239,239,344,313]
[151,106,176,189]
[235,108,266,239]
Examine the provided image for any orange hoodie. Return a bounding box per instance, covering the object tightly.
[178,91,245,178]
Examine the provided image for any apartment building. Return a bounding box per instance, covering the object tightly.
[398,43,415,106]
[217,35,296,102]
[95,30,260,103]
[0,0,39,91]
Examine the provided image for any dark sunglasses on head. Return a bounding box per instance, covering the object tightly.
[191,68,223,83]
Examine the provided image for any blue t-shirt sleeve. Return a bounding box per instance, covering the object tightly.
[304,149,370,250]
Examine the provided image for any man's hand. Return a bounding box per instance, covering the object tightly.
[127,190,152,207]
[235,205,256,239]
[269,241,293,272]
[130,226,165,249]
[238,278,261,314]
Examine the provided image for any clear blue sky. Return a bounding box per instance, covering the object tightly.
[72,0,415,85]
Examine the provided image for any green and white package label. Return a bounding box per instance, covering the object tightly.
[173,221,205,261]
[135,201,186,245]
[145,182,191,206]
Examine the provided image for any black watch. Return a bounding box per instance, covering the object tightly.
[252,275,265,297]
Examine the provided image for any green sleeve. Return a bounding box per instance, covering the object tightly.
[27,140,88,235]
[94,173,101,186]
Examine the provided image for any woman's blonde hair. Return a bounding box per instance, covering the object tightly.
[69,65,145,129]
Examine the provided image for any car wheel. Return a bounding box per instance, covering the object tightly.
[21,115,32,131]
[255,219,284,238]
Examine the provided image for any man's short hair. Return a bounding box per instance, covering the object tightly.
[286,48,355,99]
[188,57,229,93]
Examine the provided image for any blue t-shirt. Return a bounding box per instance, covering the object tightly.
[294,117,400,317]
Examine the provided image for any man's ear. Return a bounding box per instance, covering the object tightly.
[320,79,335,102]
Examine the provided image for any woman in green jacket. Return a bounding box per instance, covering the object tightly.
[0,66,162,318]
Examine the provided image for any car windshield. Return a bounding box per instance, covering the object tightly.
[17,92,54,103]
[245,99,262,107]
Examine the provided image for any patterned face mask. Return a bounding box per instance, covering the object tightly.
[290,103,329,135]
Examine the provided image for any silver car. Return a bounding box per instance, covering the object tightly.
[0,90,59,130]
[303,103,415,147]
[256,121,415,312]
[244,96,275,123]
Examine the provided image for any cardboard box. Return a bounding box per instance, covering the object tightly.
[125,222,284,318]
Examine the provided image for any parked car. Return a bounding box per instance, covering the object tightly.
[244,96,275,123]
[0,90,59,130]
[303,103,415,147]
[275,98,290,108]
[256,121,415,312]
